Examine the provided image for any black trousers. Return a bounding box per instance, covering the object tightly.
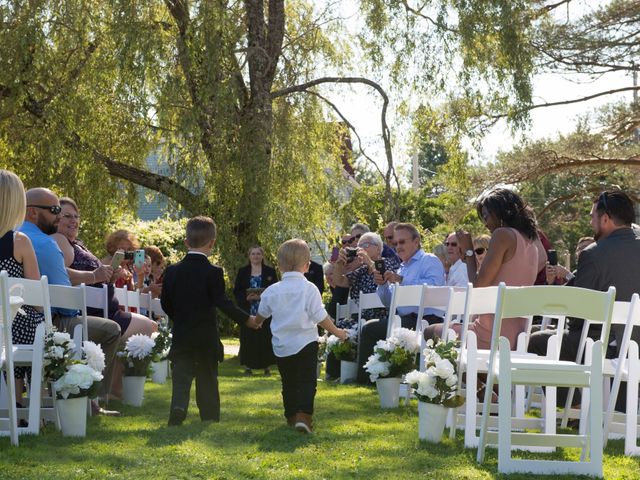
[356,313,442,384]
[276,341,318,419]
[170,348,220,421]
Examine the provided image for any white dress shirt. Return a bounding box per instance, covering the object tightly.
[257,271,328,357]
[446,259,469,287]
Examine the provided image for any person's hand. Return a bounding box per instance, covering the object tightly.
[93,265,114,283]
[246,293,260,302]
[546,263,570,284]
[336,248,348,265]
[334,328,348,341]
[455,229,473,257]
[383,270,402,284]
[246,316,262,329]
[114,266,132,282]
[147,283,162,298]
[357,249,373,268]
[373,270,385,285]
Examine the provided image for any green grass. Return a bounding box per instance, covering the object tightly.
[1,355,639,479]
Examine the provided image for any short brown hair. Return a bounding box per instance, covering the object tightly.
[105,229,139,255]
[394,223,421,242]
[186,216,217,248]
[59,197,79,214]
[277,238,310,272]
[144,245,165,266]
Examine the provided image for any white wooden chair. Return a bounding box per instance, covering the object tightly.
[114,286,128,311]
[477,283,615,476]
[384,284,424,338]
[3,274,53,436]
[602,294,640,455]
[355,291,385,358]
[336,297,358,326]
[150,297,167,320]
[0,270,26,445]
[83,283,109,319]
[126,289,141,312]
[139,291,151,317]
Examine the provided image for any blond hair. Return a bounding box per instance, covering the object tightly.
[277,238,310,272]
[473,234,491,250]
[0,170,27,238]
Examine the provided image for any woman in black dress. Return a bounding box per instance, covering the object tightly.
[233,246,277,375]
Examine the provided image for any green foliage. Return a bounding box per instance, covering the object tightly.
[328,335,357,362]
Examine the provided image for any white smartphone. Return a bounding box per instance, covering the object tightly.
[111,250,125,269]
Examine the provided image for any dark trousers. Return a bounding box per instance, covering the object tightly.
[276,341,318,419]
[356,313,442,384]
[170,348,220,421]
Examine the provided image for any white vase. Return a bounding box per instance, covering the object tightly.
[57,396,87,437]
[122,376,146,406]
[339,360,358,384]
[376,377,402,408]
[418,401,448,442]
[151,360,168,384]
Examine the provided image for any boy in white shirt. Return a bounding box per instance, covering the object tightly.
[255,239,347,433]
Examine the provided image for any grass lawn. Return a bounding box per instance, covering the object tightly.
[1,355,639,479]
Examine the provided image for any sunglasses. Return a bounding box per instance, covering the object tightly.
[444,241,458,247]
[474,247,486,255]
[358,241,376,249]
[28,204,62,215]
[342,233,362,245]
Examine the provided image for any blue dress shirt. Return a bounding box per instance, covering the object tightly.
[377,249,445,316]
[19,221,78,316]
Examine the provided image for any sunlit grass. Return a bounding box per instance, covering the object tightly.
[0,355,638,479]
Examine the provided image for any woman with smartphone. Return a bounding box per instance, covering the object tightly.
[233,246,277,375]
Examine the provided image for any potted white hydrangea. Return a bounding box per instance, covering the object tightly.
[405,336,465,442]
[150,325,172,384]
[118,334,156,406]
[364,327,420,408]
[43,328,104,437]
[327,327,358,383]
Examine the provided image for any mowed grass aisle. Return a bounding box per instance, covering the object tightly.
[1,354,639,480]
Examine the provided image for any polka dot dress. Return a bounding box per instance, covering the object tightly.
[0,230,45,379]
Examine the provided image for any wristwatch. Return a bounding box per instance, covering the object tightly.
[465,249,474,259]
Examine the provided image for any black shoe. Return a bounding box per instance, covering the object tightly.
[168,407,186,426]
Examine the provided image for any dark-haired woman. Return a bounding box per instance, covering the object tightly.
[425,188,545,350]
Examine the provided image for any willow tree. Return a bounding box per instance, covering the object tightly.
[0,0,390,269]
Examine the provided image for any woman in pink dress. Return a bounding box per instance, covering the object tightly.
[426,188,546,350]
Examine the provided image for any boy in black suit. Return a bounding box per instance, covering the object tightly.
[161,216,257,426]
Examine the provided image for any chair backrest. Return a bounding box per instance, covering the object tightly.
[336,298,358,324]
[493,284,616,361]
[48,284,88,344]
[126,289,141,311]
[357,292,384,325]
[139,292,151,312]
[386,284,425,337]
[150,297,167,319]
[114,286,128,309]
[6,275,53,327]
[83,283,109,318]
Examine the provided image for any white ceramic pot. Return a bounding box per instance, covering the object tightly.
[57,396,87,437]
[151,360,168,384]
[376,377,402,408]
[339,360,358,384]
[122,376,146,407]
[418,401,448,442]
[316,361,322,379]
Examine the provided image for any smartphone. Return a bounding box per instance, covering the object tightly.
[111,250,125,269]
[133,249,145,269]
[374,259,386,275]
[330,246,339,263]
[547,249,558,266]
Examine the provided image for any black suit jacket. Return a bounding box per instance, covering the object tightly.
[305,260,325,295]
[161,253,249,360]
[233,264,278,311]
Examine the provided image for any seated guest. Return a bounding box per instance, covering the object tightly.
[323,262,336,290]
[0,170,45,408]
[304,259,325,295]
[425,188,545,350]
[103,229,139,290]
[356,223,445,383]
[473,234,491,270]
[20,188,121,415]
[444,232,469,287]
[432,243,450,275]
[545,236,595,285]
[143,245,166,298]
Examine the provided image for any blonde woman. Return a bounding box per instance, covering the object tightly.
[0,170,45,407]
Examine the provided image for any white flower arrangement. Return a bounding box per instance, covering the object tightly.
[317,334,328,362]
[43,327,104,399]
[150,325,172,362]
[364,327,421,382]
[118,333,156,376]
[405,336,464,407]
[327,327,358,361]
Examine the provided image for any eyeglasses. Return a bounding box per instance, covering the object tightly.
[474,247,486,255]
[358,242,376,249]
[61,213,80,220]
[27,204,62,215]
[444,241,458,247]
[342,233,362,245]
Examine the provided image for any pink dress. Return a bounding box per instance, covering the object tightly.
[457,228,545,350]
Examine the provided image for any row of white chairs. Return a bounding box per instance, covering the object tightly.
[342,282,640,476]
[0,274,167,445]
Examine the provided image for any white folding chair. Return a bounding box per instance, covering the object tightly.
[3,274,53,436]
[385,284,424,338]
[139,291,151,317]
[0,270,25,445]
[83,283,109,319]
[114,286,128,311]
[355,292,384,357]
[150,297,167,320]
[336,297,358,325]
[477,283,615,476]
[602,294,640,455]
[126,289,141,313]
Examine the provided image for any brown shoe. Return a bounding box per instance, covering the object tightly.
[286,415,296,427]
[294,412,313,433]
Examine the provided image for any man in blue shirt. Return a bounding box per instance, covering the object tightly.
[356,222,445,383]
[20,188,121,414]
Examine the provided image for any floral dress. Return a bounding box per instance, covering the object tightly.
[0,230,45,379]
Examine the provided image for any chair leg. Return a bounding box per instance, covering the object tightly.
[497,338,512,472]
[626,369,639,455]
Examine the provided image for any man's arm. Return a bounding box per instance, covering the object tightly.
[573,248,601,291]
